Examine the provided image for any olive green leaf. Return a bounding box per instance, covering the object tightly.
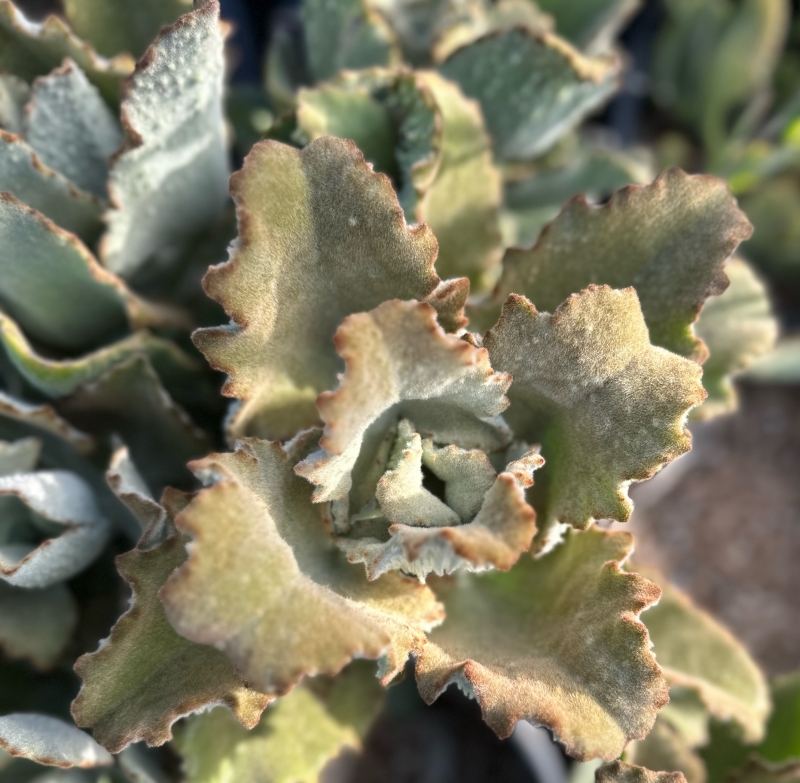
[693,257,777,419]
[24,59,122,199]
[175,665,382,783]
[727,761,800,783]
[0,194,182,353]
[101,0,229,278]
[438,29,620,160]
[0,436,38,475]
[759,673,800,765]
[659,688,713,749]
[641,573,769,743]
[536,0,640,53]
[0,73,29,133]
[0,581,77,671]
[482,170,753,360]
[301,0,400,82]
[416,528,668,760]
[627,718,707,783]
[161,432,444,694]
[0,714,112,769]
[0,130,104,241]
[63,0,192,60]
[194,136,469,443]
[596,761,686,783]
[483,287,705,538]
[72,521,270,753]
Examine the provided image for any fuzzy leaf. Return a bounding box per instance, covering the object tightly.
[0,714,112,769]
[726,761,800,783]
[415,528,667,760]
[194,136,468,442]
[0,194,180,352]
[485,170,753,360]
[101,0,229,278]
[63,0,192,59]
[0,392,92,455]
[596,761,686,783]
[0,130,104,241]
[72,519,270,754]
[161,433,444,694]
[627,718,706,783]
[0,73,29,133]
[483,287,705,536]
[24,59,122,198]
[439,29,620,159]
[642,574,770,743]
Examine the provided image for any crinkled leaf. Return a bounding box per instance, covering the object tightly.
[693,257,777,419]
[536,0,640,53]
[194,136,468,442]
[0,1,133,104]
[0,714,112,769]
[0,392,92,455]
[63,0,192,59]
[0,581,76,671]
[641,572,769,742]
[72,522,270,753]
[627,718,706,783]
[101,0,229,278]
[0,73,29,134]
[484,170,753,360]
[415,528,667,760]
[0,194,180,353]
[438,29,620,159]
[24,59,122,198]
[596,761,686,783]
[483,287,705,537]
[0,130,104,241]
[161,433,444,694]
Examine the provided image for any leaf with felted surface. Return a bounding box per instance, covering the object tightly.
[0,73,29,134]
[483,287,705,538]
[641,572,769,743]
[595,761,686,783]
[415,528,667,760]
[0,194,181,353]
[194,136,468,443]
[72,514,270,754]
[484,170,753,360]
[0,0,133,104]
[0,714,112,769]
[627,718,706,783]
[0,130,104,241]
[101,0,229,279]
[161,433,444,694]
[438,28,620,160]
[693,257,777,419]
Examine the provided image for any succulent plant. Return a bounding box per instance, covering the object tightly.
[0,1,792,783]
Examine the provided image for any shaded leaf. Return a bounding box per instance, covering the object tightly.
[194,136,468,442]
[415,528,668,760]
[596,761,686,783]
[0,392,92,455]
[101,0,229,278]
[0,73,29,134]
[439,28,620,159]
[0,437,39,475]
[727,761,800,783]
[627,718,707,783]
[759,673,800,764]
[161,433,444,694]
[536,0,640,53]
[483,287,705,539]
[117,744,171,783]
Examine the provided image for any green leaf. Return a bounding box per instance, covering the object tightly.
[759,673,800,764]
[483,170,753,361]
[161,432,444,694]
[0,0,133,105]
[627,718,707,783]
[63,0,192,59]
[595,761,686,783]
[0,73,28,136]
[117,745,171,783]
[194,136,468,443]
[0,714,112,769]
[483,287,705,540]
[101,0,229,278]
[0,437,39,475]
[439,28,620,159]
[0,130,104,242]
[415,528,668,760]
[0,392,92,455]
[536,0,640,53]
[724,761,800,783]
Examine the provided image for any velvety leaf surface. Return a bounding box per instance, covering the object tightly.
[161,433,444,693]
[195,136,468,442]
[483,287,705,537]
[0,714,112,768]
[627,717,706,783]
[101,0,229,278]
[641,574,769,742]
[484,170,753,360]
[0,0,133,103]
[72,523,270,754]
[415,528,667,760]
[439,28,620,159]
[0,392,92,455]
[24,59,122,198]
[63,0,192,59]
[596,761,686,783]
[0,130,104,241]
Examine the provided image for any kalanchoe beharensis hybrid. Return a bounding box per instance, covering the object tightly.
[0,0,790,782]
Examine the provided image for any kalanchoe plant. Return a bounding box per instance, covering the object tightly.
[0,1,790,782]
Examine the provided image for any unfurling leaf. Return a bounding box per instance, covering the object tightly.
[596,760,687,783]
[194,136,468,442]
[415,528,667,760]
